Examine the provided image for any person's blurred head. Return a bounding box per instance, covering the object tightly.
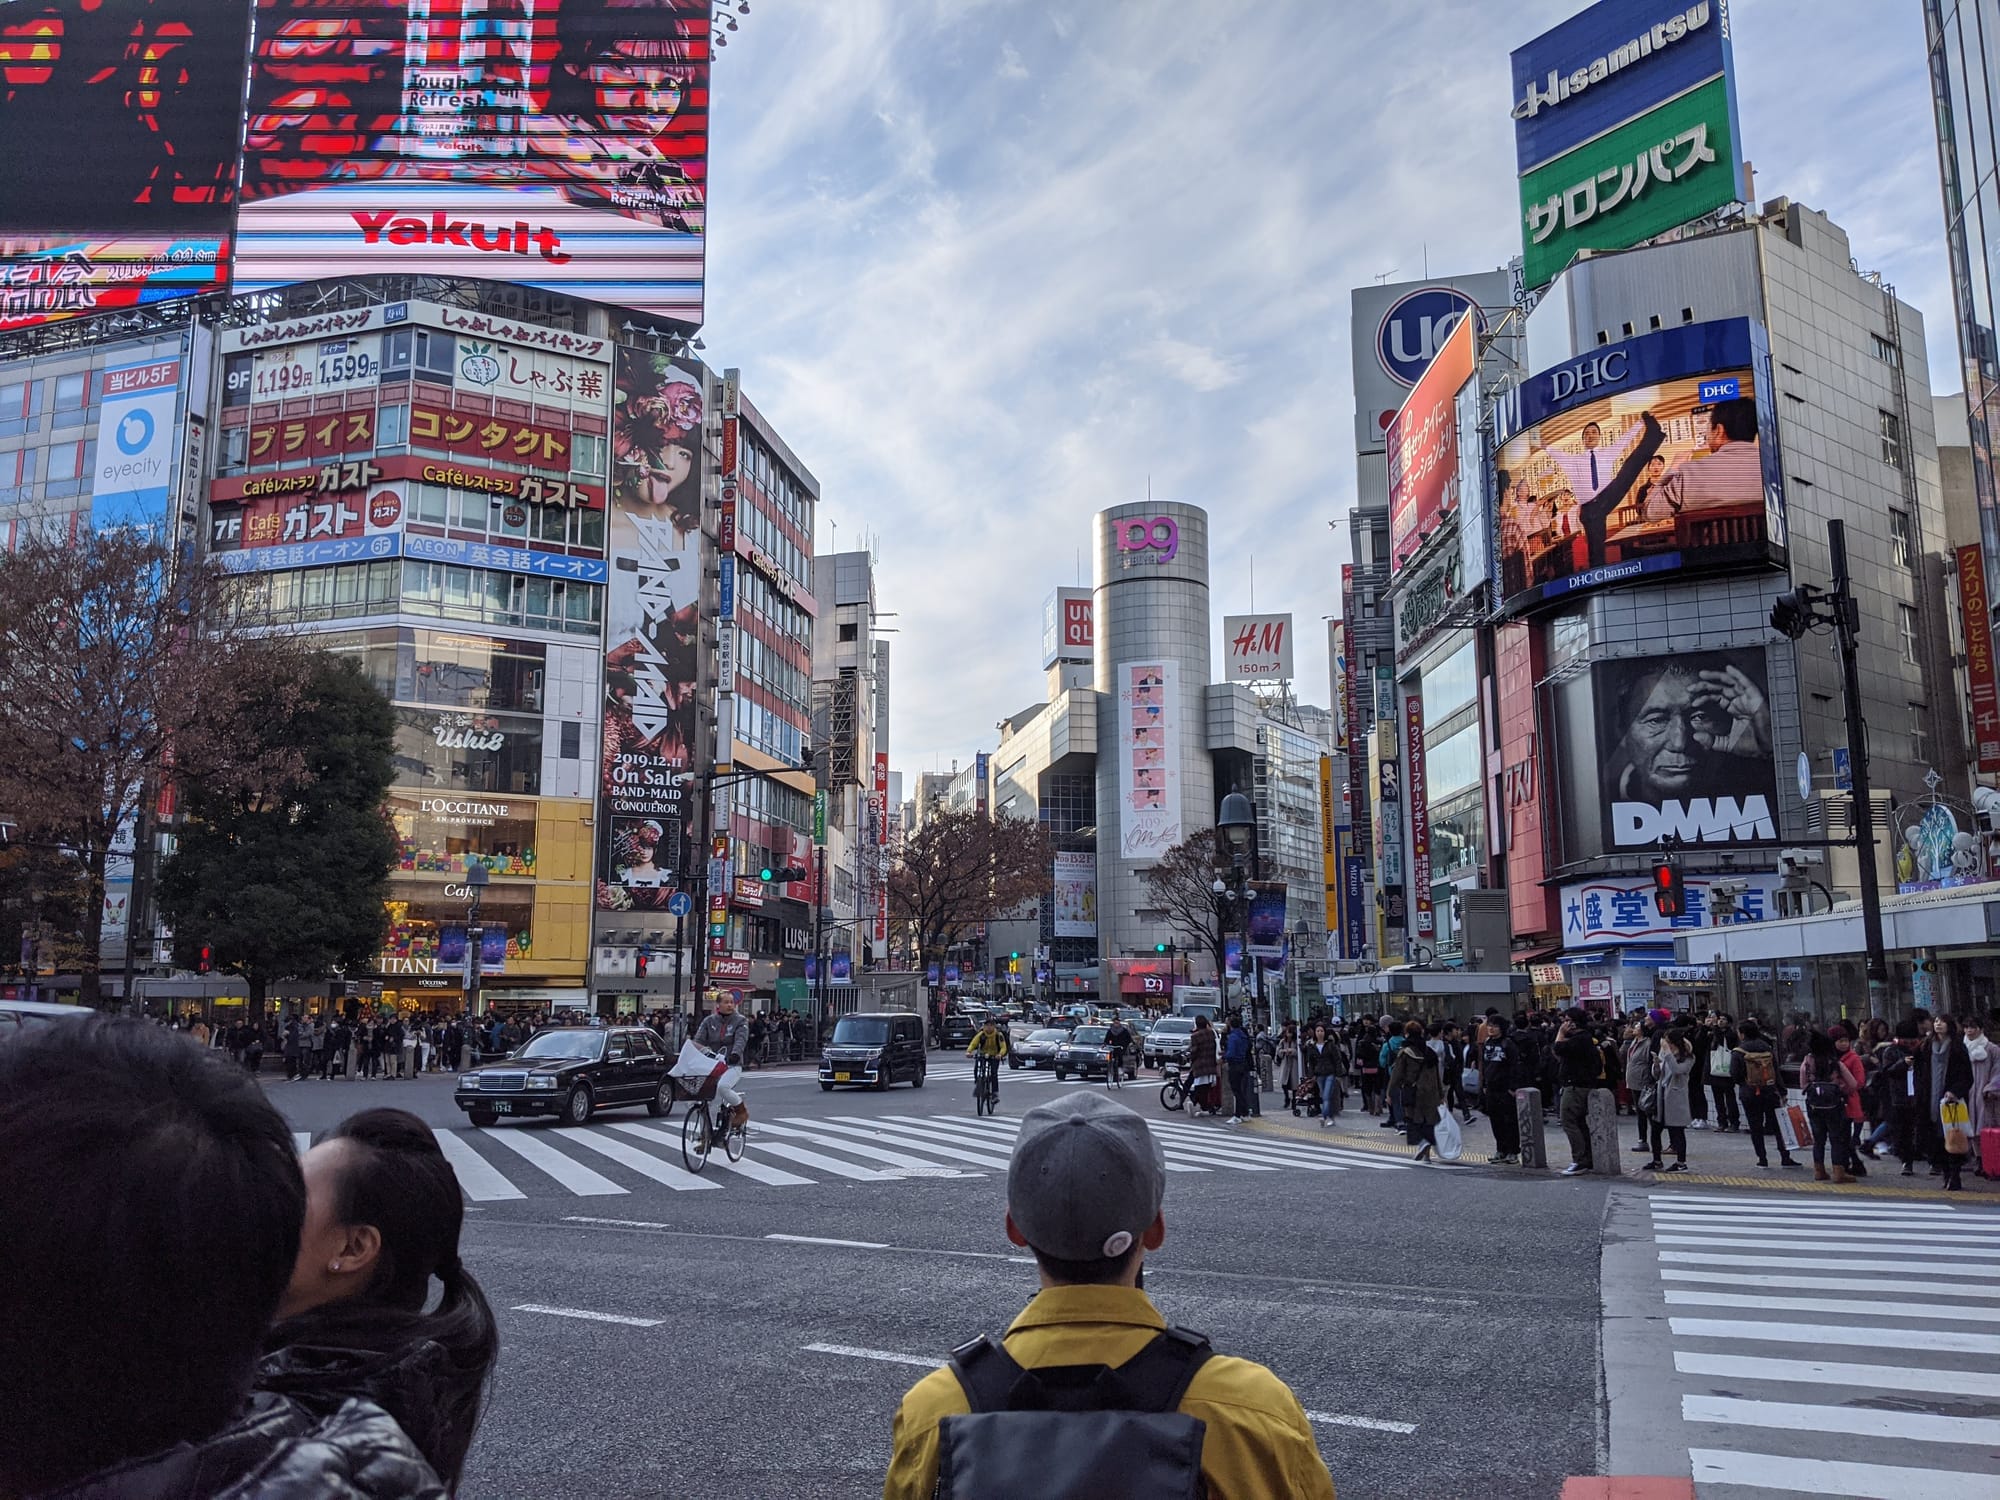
[0,1017,304,1494]
[1403,1020,1426,1040]
[1932,1015,1959,1042]
[1005,1092,1166,1286]
[1738,1018,1763,1040]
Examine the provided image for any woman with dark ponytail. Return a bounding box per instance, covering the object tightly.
[262,1108,498,1491]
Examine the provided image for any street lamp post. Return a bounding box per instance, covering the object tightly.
[1216,790,1258,1025]
[462,861,489,1018]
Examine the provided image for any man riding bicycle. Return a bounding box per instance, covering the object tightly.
[1105,1016,1135,1087]
[694,992,750,1130]
[966,1016,1010,1103]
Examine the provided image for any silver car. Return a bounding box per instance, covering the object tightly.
[1144,1015,1195,1069]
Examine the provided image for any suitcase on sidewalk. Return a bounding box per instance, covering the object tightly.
[1982,1127,2000,1178]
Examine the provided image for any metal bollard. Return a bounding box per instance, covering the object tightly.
[1586,1088,1624,1177]
[1514,1087,1547,1169]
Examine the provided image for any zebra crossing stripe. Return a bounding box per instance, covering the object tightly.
[813,1117,1015,1170]
[1660,1249,1991,1276]
[748,1121,919,1181]
[1649,1220,2000,1247]
[559,1126,723,1192]
[608,1122,816,1187]
[1643,1192,1968,1215]
[1664,1288,2000,1324]
[1668,1317,2000,1357]
[1660,1267,2000,1299]
[1688,1448,2000,1499]
[435,1128,525,1202]
[881,1114,1221,1174]
[1684,1394,2000,1448]
[1653,1232,2000,1259]
[1649,1208,2000,1236]
[478,1127,627,1196]
[1673,1350,2000,1400]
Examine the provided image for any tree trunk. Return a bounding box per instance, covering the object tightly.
[78,843,107,1009]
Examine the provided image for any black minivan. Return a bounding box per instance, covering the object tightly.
[819,1011,928,1091]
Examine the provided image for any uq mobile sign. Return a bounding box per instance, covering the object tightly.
[1511,1,1746,290]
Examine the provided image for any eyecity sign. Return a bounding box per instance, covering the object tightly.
[1116,516,1180,564]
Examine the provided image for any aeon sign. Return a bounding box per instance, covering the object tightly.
[1377,286,1484,387]
[1116,516,1180,564]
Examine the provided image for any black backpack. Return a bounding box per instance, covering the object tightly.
[935,1326,1212,1499]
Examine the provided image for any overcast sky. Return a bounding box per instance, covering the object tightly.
[699,0,1954,778]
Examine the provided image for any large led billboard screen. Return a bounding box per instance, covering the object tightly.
[0,0,252,331]
[236,0,710,327]
[1492,317,1783,615]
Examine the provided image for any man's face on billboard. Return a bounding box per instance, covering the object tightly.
[1622,670,1731,796]
[1706,414,1730,453]
[1582,422,1602,449]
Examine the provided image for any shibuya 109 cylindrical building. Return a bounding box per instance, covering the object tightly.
[1093,501,1214,994]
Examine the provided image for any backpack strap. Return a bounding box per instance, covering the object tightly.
[947,1336,1028,1414]
[947,1326,1212,1416]
[1114,1326,1213,1413]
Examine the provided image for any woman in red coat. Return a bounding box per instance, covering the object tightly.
[1830,1023,1871,1178]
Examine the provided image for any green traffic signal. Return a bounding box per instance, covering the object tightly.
[1154,942,1167,953]
[760,866,774,881]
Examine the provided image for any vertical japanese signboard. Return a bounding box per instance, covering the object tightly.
[1318,755,1339,936]
[598,347,703,913]
[1406,693,1435,939]
[873,751,890,945]
[1961,542,2000,772]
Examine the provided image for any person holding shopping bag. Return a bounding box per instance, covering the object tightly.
[1645,1029,1695,1172]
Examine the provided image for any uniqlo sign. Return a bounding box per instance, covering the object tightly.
[1959,543,2000,771]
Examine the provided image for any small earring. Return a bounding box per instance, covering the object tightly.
[329,1260,341,1272]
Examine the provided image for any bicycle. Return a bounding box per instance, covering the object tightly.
[679,1069,747,1173]
[1106,1044,1126,1089]
[973,1054,1000,1117]
[1158,1062,1189,1113]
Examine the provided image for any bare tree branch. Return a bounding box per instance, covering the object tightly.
[886,807,1050,973]
[1140,829,1227,979]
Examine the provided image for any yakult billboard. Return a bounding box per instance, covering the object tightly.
[235,0,711,327]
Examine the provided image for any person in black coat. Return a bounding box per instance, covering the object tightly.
[1478,1014,1526,1164]
[1920,1015,1977,1191]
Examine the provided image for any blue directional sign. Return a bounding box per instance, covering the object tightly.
[667,891,693,917]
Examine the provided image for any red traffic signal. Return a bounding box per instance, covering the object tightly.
[1652,862,1685,919]
[197,944,212,974]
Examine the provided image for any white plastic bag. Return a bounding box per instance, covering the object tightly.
[674,1040,728,1085]
[1432,1108,1463,1162]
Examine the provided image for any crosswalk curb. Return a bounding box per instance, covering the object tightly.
[1641,1172,1990,1203]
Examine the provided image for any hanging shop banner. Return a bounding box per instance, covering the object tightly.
[1245,882,1288,960]
[1959,542,2000,772]
[1318,756,1339,936]
[1052,851,1098,939]
[1405,695,1435,939]
[1118,660,1183,860]
[90,353,184,530]
[874,752,891,944]
[597,347,703,913]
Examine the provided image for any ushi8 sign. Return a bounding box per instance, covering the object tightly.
[235,0,711,326]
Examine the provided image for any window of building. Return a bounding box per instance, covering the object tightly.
[570,431,605,476]
[217,425,249,474]
[837,621,858,642]
[52,372,88,428]
[1871,333,1901,366]
[1880,408,1904,469]
[1910,702,1930,766]
[1889,506,1913,568]
[377,403,409,446]
[1899,604,1919,664]
[0,378,41,438]
[0,446,35,504]
[560,720,581,759]
[43,439,85,497]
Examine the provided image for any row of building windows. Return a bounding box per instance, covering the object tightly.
[734,558,812,647]
[732,690,806,764]
[741,434,812,536]
[228,559,602,636]
[739,495,810,592]
[391,481,606,551]
[735,623,810,715]
[0,370,101,439]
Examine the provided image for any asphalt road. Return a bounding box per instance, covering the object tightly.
[268,1057,1606,1499]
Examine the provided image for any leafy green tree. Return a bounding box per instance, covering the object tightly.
[157,655,397,1012]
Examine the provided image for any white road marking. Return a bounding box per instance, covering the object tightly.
[1688,1448,2000,1499]
[768,1234,891,1249]
[609,1122,816,1187]
[1648,1200,1960,1224]
[559,1126,722,1192]
[803,1341,943,1369]
[1303,1410,1418,1435]
[1659,1267,2000,1299]
[1669,1317,2000,1355]
[903,1114,1215,1173]
[1659,1248,1988,1276]
[512,1303,662,1328]
[1684,1393,2000,1447]
[1653,1233,2000,1259]
[564,1216,672,1230]
[744,1128,908,1184]
[1674,1350,2000,1399]
[810,1116,1015,1170]
[292,1131,312,1154]
[435,1130,525,1201]
[1649,1209,2000,1236]
[479,1128,626,1196]
[1665,1288,2000,1323]
[1650,1223,2000,1249]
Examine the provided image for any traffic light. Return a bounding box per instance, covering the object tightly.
[1769,585,1820,640]
[1010,951,1020,961]
[1652,861,1686,919]
[197,944,212,974]
[636,946,651,977]
[760,863,808,882]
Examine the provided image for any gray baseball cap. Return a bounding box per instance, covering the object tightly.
[1007,1091,1166,1262]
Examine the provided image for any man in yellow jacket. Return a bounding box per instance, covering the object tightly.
[882,1090,1336,1499]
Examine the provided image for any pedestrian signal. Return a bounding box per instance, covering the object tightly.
[1652,862,1685,919]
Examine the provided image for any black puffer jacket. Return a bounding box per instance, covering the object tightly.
[259,1330,464,1488]
[33,1392,446,1500]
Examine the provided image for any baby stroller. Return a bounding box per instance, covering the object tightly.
[1289,1074,1320,1118]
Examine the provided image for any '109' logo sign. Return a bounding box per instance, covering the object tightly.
[1116,515,1179,564]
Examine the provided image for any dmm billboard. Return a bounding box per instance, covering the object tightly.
[236,0,710,327]
[1388,312,1475,575]
[0,0,252,331]
[597,347,703,913]
[1493,317,1783,615]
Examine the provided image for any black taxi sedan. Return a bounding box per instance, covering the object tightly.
[1055,1024,1117,1080]
[455,1025,675,1127]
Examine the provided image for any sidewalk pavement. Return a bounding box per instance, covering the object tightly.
[1233,1083,1997,1202]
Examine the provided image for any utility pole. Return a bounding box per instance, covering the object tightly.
[1772,519,1889,1020]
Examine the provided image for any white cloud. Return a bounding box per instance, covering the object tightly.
[703,0,1955,772]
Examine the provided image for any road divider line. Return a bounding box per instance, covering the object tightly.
[1683,1393,2000,1447]
[1673,1350,2000,1399]
[1688,1447,2000,1499]
[803,1341,943,1369]
[435,1129,525,1202]
[1303,1410,1418,1435]
[512,1303,662,1328]
[767,1233,891,1249]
